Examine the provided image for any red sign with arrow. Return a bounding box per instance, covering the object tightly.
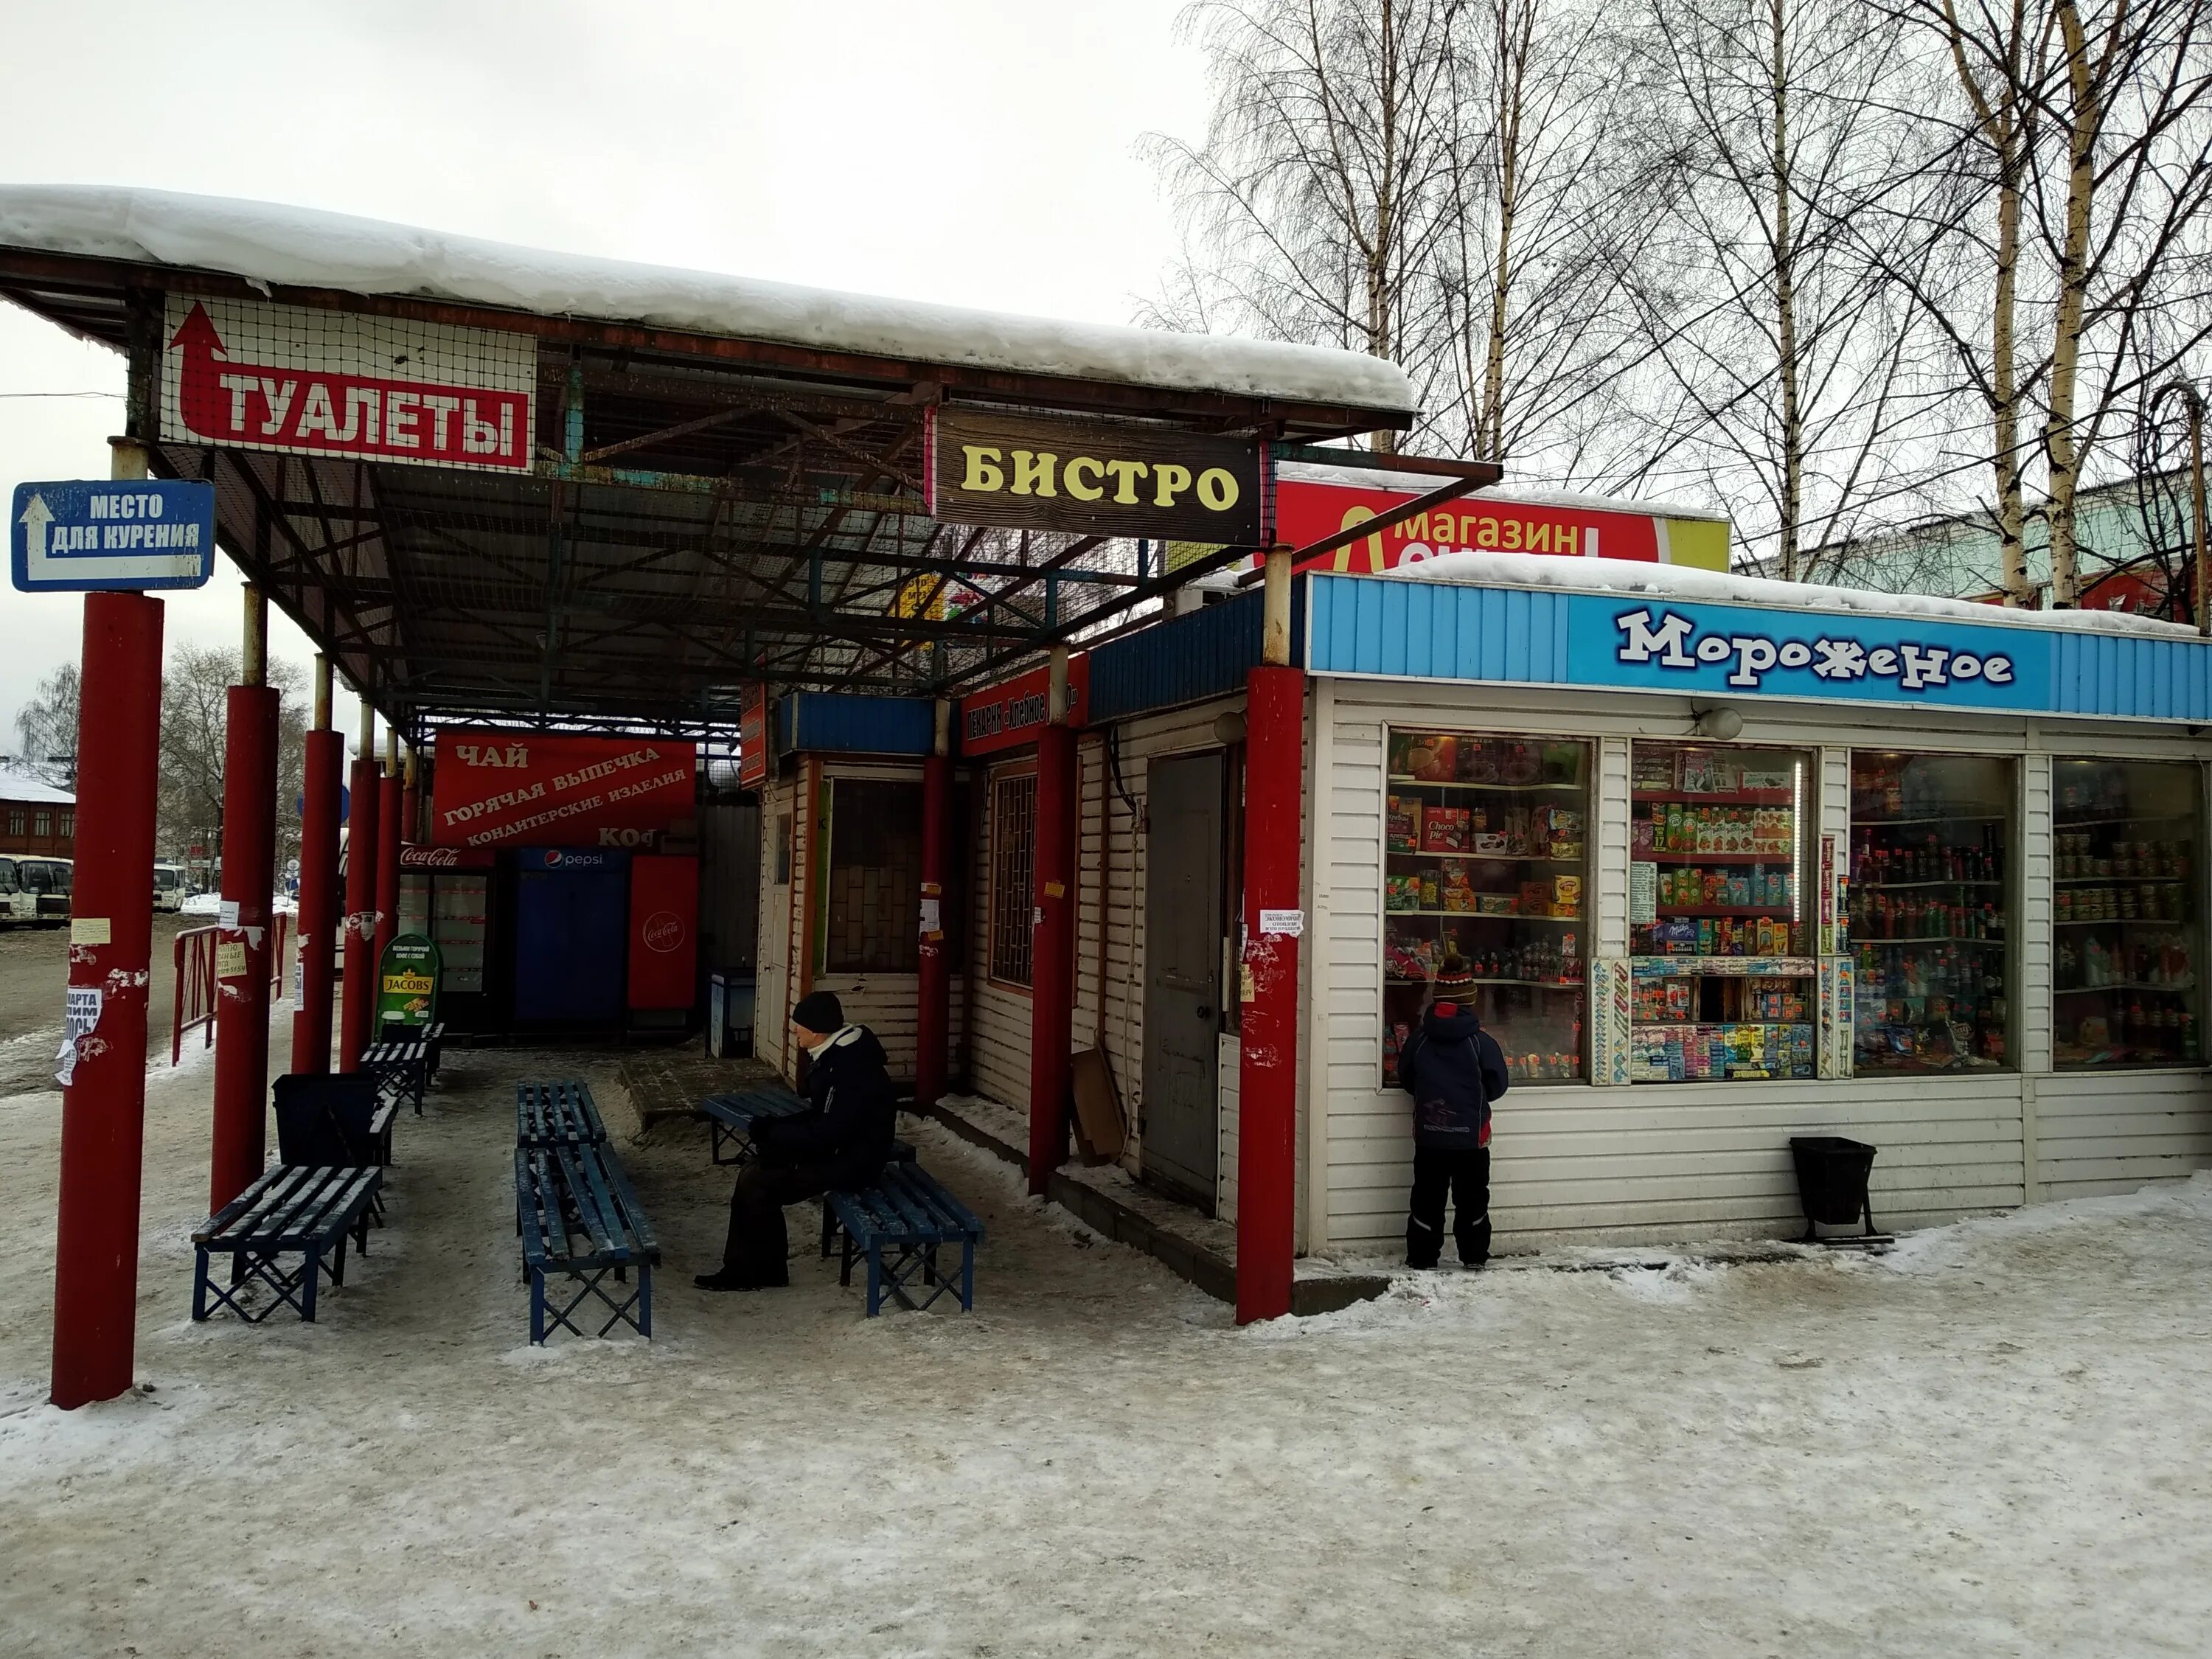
[160,295,538,472]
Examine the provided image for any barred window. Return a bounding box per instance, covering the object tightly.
[58,812,74,838]
[6,810,22,837]
[827,781,922,973]
[990,772,1037,986]
[32,812,51,838]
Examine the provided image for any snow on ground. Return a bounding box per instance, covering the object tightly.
[2,1032,2210,1658]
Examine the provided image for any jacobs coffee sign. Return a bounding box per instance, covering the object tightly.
[926,407,1266,544]
[431,729,696,849]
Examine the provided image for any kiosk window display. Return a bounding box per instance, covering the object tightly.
[1627,741,1815,1082]
[1382,729,1588,1085]
[2051,758,2205,1068]
[1848,753,2014,1073]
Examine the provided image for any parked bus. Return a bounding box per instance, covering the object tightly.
[0,855,70,928]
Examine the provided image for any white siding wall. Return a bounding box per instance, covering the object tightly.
[1312,678,2212,1249]
[966,702,1256,1203]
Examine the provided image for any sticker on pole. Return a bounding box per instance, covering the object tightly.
[55,986,102,1087]
[12,479,216,592]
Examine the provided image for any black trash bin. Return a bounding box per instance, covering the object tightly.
[1790,1135,1879,1242]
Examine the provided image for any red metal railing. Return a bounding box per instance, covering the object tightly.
[173,926,216,1065]
[171,911,294,1065]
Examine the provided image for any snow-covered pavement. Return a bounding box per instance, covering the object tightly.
[2,1040,2208,1658]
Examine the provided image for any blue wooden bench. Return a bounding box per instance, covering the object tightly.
[828,1162,985,1316]
[361,1032,431,1115]
[517,1078,607,1150]
[696,1086,807,1165]
[514,1141,658,1342]
[192,1164,383,1324]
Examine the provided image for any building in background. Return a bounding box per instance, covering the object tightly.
[1781,472,2201,619]
[0,768,75,858]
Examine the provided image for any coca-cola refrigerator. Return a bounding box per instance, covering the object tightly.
[627,853,699,1024]
[396,844,497,1032]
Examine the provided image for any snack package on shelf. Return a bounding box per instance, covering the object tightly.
[1422,805,1471,853]
[1385,794,1422,853]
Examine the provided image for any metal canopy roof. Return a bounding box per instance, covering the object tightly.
[0,197,1416,740]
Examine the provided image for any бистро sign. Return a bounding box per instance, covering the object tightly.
[926,407,1265,545]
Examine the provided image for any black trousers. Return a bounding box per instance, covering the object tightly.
[1407,1145,1491,1267]
[722,1159,841,1281]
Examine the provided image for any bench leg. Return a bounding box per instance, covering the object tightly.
[637,1265,653,1339]
[865,1245,883,1318]
[529,1268,546,1344]
[301,1248,320,1322]
[960,1237,976,1312]
[192,1248,211,1321]
[820,1200,835,1259]
[329,1234,347,1287]
[840,1229,856,1288]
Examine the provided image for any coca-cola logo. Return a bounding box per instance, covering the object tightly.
[400,846,462,868]
[641,911,685,953]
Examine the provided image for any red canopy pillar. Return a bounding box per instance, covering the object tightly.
[338,703,380,1071]
[1026,651,1078,1194]
[915,699,953,1110]
[50,571,164,1410]
[373,731,402,976]
[209,587,279,1212]
[1236,553,1303,1325]
[291,656,341,1074]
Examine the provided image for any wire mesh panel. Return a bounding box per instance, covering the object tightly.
[990,773,1037,987]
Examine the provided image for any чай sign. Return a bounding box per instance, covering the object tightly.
[11,479,216,591]
[927,407,1265,545]
[739,684,769,790]
[161,296,537,473]
[431,729,697,849]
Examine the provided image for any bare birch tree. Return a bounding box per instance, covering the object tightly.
[1433,0,1657,473]
[1621,0,1944,580]
[1144,0,1468,452]
[1885,0,2212,604]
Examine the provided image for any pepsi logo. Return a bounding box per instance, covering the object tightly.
[641,911,685,953]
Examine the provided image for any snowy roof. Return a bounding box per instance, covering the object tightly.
[0,184,1418,415]
[0,768,73,805]
[1280,460,1726,523]
[1384,549,2209,641]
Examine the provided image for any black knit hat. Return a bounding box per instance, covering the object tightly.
[792,990,844,1033]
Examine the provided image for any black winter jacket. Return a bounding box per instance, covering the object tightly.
[759,1024,898,1184]
[1399,1005,1509,1150]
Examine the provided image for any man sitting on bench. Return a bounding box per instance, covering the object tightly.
[697,990,896,1293]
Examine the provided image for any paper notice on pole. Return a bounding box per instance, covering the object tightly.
[918,897,942,937]
[1630,861,1658,925]
[219,899,241,928]
[1259,908,1305,938]
[55,986,101,1087]
[217,941,248,978]
[69,917,110,946]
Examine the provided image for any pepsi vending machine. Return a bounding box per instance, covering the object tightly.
[510,847,630,1027]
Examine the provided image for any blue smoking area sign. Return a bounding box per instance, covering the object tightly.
[11,479,217,591]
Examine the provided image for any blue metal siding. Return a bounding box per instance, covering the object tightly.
[776,692,933,757]
[2052,631,2212,720]
[1310,575,1573,685]
[1088,583,1307,723]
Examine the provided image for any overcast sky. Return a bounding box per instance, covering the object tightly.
[0,0,1208,765]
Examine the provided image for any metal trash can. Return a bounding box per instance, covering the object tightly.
[707,969,756,1059]
[1790,1135,1878,1242]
